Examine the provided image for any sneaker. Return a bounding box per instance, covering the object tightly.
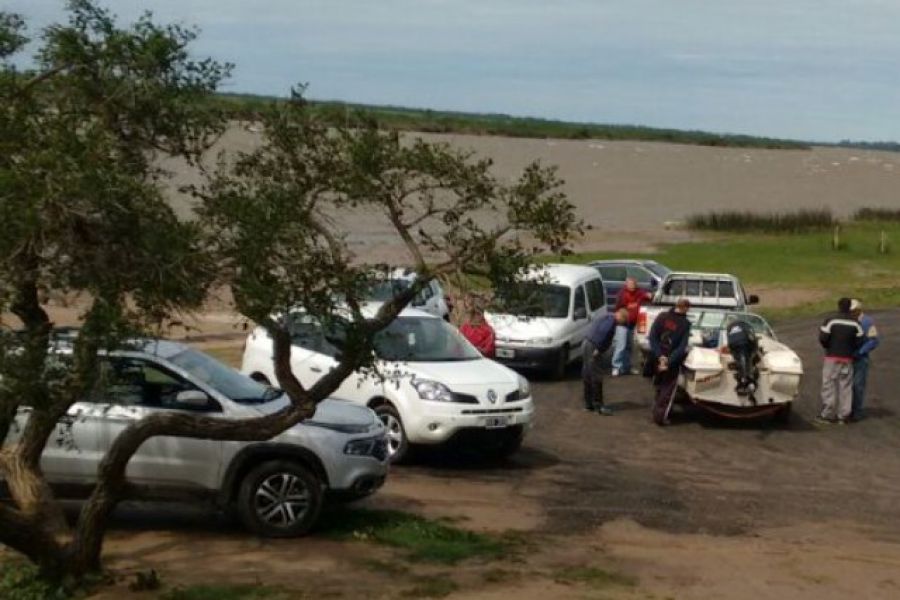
[584,406,596,412]
[611,368,621,377]
[629,368,641,376]
[597,406,614,416]
[814,416,834,426]
[836,418,847,425]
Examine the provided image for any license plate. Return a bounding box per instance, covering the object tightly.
[484,416,510,429]
[496,348,515,359]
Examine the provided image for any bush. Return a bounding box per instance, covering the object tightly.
[0,561,70,600]
[854,207,900,222]
[686,209,834,233]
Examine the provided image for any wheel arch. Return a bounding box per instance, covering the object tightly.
[219,444,329,507]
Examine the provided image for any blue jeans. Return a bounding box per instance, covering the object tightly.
[611,325,633,373]
[852,355,869,417]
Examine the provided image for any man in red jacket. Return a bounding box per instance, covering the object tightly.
[460,307,496,357]
[612,278,652,376]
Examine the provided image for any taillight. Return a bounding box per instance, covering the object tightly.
[637,311,647,334]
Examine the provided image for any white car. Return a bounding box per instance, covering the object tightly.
[363,268,452,320]
[486,263,607,378]
[241,305,533,462]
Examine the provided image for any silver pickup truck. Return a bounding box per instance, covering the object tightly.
[634,272,759,353]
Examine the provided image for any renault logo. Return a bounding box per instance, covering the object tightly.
[487,389,497,404]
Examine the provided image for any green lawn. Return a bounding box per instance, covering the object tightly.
[567,222,900,320]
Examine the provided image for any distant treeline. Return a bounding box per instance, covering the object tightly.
[212,92,811,150]
[835,140,900,153]
[686,207,900,233]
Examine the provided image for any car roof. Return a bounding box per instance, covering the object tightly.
[524,263,602,285]
[359,301,439,320]
[664,271,736,280]
[589,259,659,267]
[45,329,190,359]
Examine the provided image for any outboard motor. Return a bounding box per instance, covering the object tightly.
[726,320,759,400]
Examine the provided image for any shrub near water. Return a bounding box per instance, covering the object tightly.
[686,209,835,233]
[854,207,900,222]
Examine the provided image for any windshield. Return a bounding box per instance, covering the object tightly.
[645,262,671,279]
[364,279,411,302]
[697,312,774,338]
[374,317,482,362]
[496,283,571,318]
[169,349,278,403]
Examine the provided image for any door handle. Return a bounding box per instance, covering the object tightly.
[310,366,323,373]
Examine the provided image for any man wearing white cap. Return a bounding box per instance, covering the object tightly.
[850,299,879,421]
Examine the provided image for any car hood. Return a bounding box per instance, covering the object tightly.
[251,396,375,427]
[485,313,560,340]
[381,357,518,386]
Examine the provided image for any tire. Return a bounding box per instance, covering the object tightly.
[374,403,409,463]
[551,345,569,380]
[237,460,323,538]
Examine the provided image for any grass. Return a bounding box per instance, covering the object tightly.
[567,221,900,320]
[0,560,70,600]
[160,585,287,600]
[686,209,835,233]
[319,508,517,564]
[213,92,810,150]
[553,566,637,589]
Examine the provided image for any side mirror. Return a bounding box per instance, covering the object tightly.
[573,307,587,321]
[176,390,211,409]
[748,294,760,305]
[650,280,659,290]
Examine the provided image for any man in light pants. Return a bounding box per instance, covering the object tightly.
[817,297,863,425]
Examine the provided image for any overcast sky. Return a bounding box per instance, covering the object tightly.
[10,1,900,142]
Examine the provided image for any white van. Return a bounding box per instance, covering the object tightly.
[486,264,607,378]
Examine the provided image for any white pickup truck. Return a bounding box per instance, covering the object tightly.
[634,272,759,353]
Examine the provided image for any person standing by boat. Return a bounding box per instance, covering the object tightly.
[612,277,652,376]
[849,299,879,421]
[817,297,863,425]
[645,298,692,426]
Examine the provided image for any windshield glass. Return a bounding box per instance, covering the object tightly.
[169,349,278,403]
[697,312,774,338]
[645,262,671,279]
[364,279,411,302]
[496,283,571,318]
[374,317,482,362]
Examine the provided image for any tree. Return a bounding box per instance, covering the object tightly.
[0,2,580,587]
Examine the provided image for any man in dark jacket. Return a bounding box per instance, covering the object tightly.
[583,308,628,415]
[818,297,863,424]
[646,298,692,426]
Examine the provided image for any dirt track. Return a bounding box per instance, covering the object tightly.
[72,311,900,599]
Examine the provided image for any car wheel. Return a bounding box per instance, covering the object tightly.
[374,403,409,463]
[551,344,569,380]
[237,460,323,538]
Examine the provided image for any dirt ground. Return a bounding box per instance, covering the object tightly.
[51,310,897,599]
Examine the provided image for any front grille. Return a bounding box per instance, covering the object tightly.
[451,392,479,404]
[505,390,523,402]
[460,407,524,415]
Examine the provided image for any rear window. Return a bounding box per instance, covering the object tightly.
[625,265,652,284]
[644,262,671,279]
[719,281,735,299]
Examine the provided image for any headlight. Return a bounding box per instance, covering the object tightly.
[517,375,530,399]
[411,378,453,402]
[528,337,554,347]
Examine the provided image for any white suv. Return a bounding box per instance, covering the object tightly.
[241,305,534,462]
[2,336,389,538]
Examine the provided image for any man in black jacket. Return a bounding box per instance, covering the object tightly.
[646,298,692,426]
[817,297,863,424]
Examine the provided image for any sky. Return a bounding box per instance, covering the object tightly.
[8,1,900,142]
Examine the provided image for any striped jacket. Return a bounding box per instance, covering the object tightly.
[819,312,863,361]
